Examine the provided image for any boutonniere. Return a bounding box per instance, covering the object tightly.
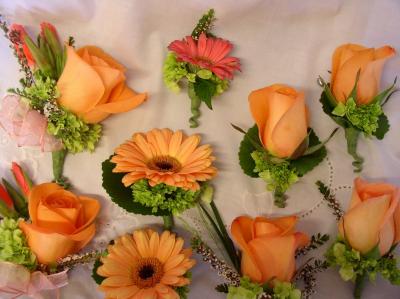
[0,17,147,186]
[234,84,337,207]
[0,162,101,298]
[318,43,396,172]
[102,128,217,229]
[187,208,330,299]
[92,228,196,299]
[318,179,400,298]
[164,9,241,128]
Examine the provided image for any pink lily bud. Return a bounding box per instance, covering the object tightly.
[0,184,14,209]
[9,24,36,67]
[11,162,33,198]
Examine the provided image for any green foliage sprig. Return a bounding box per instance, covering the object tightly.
[236,125,334,208]
[318,74,396,172]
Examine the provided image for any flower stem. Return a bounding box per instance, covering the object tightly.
[162,214,174,231]
[354,273,367,299]
[52,149,70,189]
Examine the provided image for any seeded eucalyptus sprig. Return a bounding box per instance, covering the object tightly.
[316,181,344,220]
[0,15,34,87]
[191,9,216,40]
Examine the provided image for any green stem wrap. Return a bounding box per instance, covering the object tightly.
[188,82,201,128]
[354,273,367,299]
[345,127,364,173]
[52,149,70,189]
[162,215,174,231]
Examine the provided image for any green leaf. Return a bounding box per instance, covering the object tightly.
[319,92,349,128]
[194,78,216,110]
[318,76,337,108]
[215,284,229,293]
[345,127,364,172]
[373,113,390,140]
[303,128,338,156]
[364,244,380,260]
[92,257,105,285]
[371,77,397,106]
[238,125,261,178]
[332,102,346,116]
[290,129,327,177]
[102,157,169,216]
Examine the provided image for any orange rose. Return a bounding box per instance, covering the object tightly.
[19,183,100,264]
[339,178,400,256]
[248,84,308,158]
[57,46,147,124]
[231,215,309,283]
[331,44,395,105]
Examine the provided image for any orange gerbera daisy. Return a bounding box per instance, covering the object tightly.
[111,128,217,191]
[97,229,196,299]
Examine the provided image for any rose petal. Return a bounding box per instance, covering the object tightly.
[231,216,262,281]
[343,194,391,254]
[57,46,105,115]
[248,235,297,282]
[271,90,308,157]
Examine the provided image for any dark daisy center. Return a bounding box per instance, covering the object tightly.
[155,161,174,171]
[147,155,182,172]
[138,265,155,279]
[133,257,164,288]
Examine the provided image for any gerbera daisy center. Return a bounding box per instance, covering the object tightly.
[147,155,182,172]
[133,257,164,288]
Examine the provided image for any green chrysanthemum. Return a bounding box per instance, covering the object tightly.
[251,150,298,194]
[163,52,189,93]
[131,179,200,214]
[47,108,102,153]
[227,277,263,299]
[0,218,36,270]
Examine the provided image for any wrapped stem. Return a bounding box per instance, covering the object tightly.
[188,82,201,128]
[354,273,367,299]
[52,149,70,188]
[162,214,174,230]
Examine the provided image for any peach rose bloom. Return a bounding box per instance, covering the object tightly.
[19,183,100,264]
[231,215,309,283]
[339,178,400,256]
[249,84,308,158]
[57,46,147,124]
[331,43,396,105]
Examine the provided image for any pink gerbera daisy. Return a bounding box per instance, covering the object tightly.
[168,32,241,80]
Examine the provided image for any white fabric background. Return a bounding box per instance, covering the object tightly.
[0,0,399,298]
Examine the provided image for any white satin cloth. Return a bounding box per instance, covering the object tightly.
[0,0,399,298]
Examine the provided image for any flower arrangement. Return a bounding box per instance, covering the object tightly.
[163,9,241,128]
[0,17,147,186]
[92,228,196,299]
[102,128,217,229]
[318,44,396,172]
[0,162,101,298]
[318,179,400,298]
[234,84,337,207]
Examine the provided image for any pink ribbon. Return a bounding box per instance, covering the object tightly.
[0,95,63,152]
[0,262,69,299]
